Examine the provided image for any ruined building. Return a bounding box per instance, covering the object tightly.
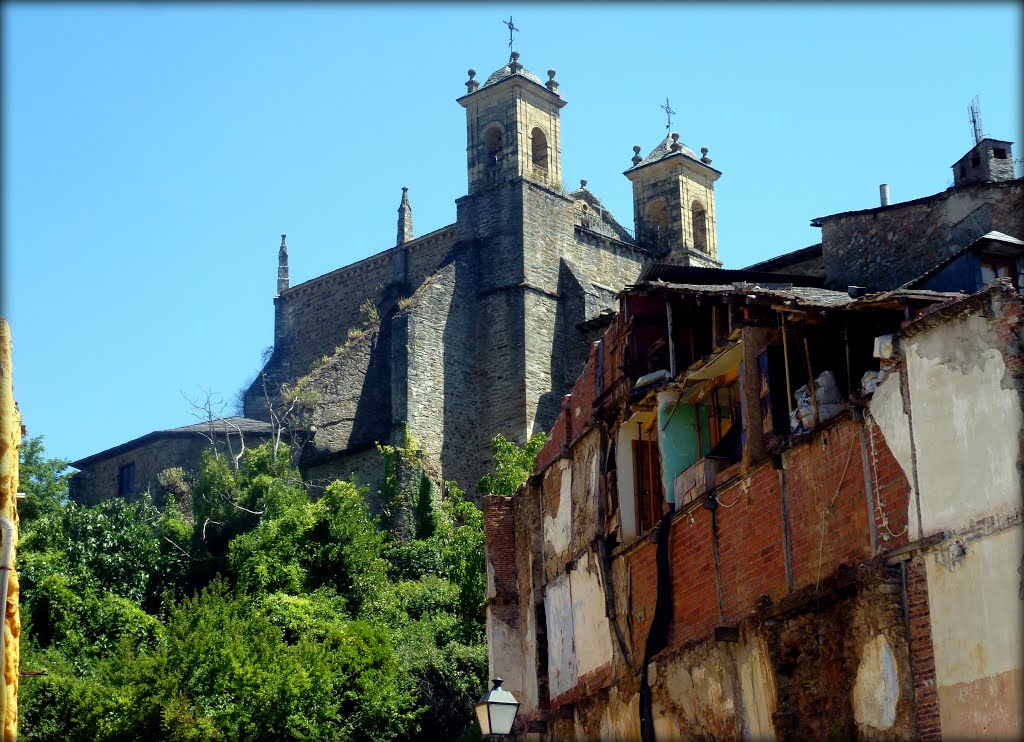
[484,133,1023,738]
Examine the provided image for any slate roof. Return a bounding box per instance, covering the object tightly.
[632,132,698,167]
[636,280,854,308]
[744,243,824,273]
[482,60,544,90]
[71,417,276,469]
[638,262,824,287]
[902,230,1024,289]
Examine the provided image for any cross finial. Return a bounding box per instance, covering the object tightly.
[661,97,676,130]
[502,15,519,49]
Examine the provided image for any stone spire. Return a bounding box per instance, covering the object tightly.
[277,234,289,295]
[397,186,413,246]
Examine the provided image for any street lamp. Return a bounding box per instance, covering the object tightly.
[475,677,520,739]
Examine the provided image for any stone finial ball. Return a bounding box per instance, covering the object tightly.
[468,68,476,78]
[701,147,709,154]
[511,50,520,60]
[580,179,588,188]
[548,69,557,79]
[633,145,642,154]
[671,132,679,141]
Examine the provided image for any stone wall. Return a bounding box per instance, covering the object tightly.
[819,180,1024,291]
[243,226,457,420]
[395,247,481,489]
[297,322,392,471]
[70,434,243,506]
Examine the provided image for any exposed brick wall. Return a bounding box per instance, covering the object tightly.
[715,465,788,623]
[865,412,912,551]
[667,507,719,646]
[904,556,942,741]
[628,540,658,659]
[484,495,518,601]
[784,418,873,592]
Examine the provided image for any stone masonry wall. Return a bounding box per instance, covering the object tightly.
[297,324,391,469]
[243,226,457,420]
[70,435,245,507]
[395,247,482,490]
[820,180,1024,291]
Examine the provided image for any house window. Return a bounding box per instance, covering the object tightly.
[692,201,708,252]
[994,147,1008,159]
[531,127,548,170]
[118,462,136,496]
[694,379,742,461]
[980,255,1019,290]
[633,437,665,533]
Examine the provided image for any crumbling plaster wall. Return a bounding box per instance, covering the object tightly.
[567,572,915,741]
[865,287,1024,740]
[904,310,1023,534]
[925,524,1023,739]
[540,432,614,704]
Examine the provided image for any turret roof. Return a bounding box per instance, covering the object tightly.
[481,51,544,90]
[629,132,698,170]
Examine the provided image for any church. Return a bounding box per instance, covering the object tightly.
[237,50,725,497]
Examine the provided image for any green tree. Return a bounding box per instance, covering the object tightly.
[17,435,69,527]
[475,432,547,497]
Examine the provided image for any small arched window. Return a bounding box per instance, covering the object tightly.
[531,127,548,170]
[692,200,708,252]
[644,198,669,246]
[483,124,504,168]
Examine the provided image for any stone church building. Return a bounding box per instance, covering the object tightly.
[238,51,724,495]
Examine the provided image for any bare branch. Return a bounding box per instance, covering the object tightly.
[163,536,195,560]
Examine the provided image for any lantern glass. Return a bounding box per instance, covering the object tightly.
[487,700,519,735]
[475,678,520,738]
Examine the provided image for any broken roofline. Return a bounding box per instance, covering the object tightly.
[532,280,966,475]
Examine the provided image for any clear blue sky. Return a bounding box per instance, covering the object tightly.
[4,3,1021,465]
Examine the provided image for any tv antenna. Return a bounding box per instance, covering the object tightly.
[968,95,984,145]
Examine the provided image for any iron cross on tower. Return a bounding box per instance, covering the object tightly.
[502,15,519,48]
[661,98,676,130]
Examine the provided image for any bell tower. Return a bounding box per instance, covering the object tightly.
[625,132,722,268]
[457,51,566,194]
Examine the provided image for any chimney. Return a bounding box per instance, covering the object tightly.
[879,184,890,207]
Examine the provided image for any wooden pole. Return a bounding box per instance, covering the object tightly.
[803,337,819,424]
[781,312,793,415]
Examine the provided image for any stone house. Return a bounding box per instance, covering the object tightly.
[69,417,274,506]
[483,135,1023,738]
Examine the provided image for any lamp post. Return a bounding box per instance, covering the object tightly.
[475,677,520,739]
